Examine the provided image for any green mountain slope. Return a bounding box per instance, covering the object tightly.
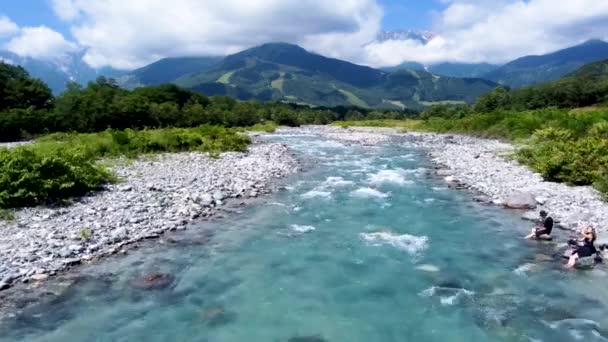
[484,39,608,88]
[118,56,221,89]
[566,58,608,79]
[175,43,496,109]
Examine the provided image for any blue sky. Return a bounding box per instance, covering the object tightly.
[380,0,443,30]
[1,1,607,69]
[2,0,70,36]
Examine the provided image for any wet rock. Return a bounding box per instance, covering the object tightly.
[131,272,174,290]
[473,195,492,204]
[201,305,237,326]
[504,192,537,210]
[444,176,457,183]
[521,211,539,222]
[62,258,81,266]
[288,336,327,342]
[30,274,49,282]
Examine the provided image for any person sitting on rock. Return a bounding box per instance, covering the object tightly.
[567,226,598,268]
[525,210,553,240]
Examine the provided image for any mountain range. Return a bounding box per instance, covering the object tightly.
[169,43,496,109]
[0,50,123,94]
[4,37,608,107]
[484,39,608,88]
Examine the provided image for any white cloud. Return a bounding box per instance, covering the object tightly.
[0,16,19,37]
[365,0,608,66]
[6,26,78,60]
[39,0,608,69]
[50,0,383,69]
[51,0,82,21]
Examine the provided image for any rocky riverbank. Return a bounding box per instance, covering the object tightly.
[298,125,608,239]
[0,142,299,291]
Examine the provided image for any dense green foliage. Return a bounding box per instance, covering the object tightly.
[0,147,111,208]
[0,62,53,112]
[484,39,608,87]
[36,125,251,158]
[0,125,251,208]
[420,107,608,195]
[395,58,608,195]
[173,43,496,109]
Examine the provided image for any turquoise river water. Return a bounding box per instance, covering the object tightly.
[2,131,608,341]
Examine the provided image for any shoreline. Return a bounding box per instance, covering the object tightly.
[2,125,607,298]
[296,125,608,241]
[0,140,299,293]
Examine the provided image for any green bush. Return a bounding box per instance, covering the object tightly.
[0,147,111,208]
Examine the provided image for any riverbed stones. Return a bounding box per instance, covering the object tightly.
[0,142,298,292]
[30,274,49,282]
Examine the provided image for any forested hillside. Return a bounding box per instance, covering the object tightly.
[0,62,416,142]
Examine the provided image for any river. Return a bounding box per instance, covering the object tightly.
[2,130,608,341]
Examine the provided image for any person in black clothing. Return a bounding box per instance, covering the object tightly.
[525,210,553,240]
[567,226,597,268]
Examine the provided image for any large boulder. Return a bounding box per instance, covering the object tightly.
[504,192,537,209]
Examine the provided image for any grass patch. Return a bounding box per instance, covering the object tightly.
[217,71,235,84]
[35,125,250,159]
[0,209,15,221]
[333,86,369,109]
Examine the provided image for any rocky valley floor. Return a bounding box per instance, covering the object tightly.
[3,125,608,293]
[0,142,299,291]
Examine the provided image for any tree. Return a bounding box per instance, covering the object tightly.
[0,62,53,111]
[474,86,512,113]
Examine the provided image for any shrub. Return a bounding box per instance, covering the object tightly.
[0,147,111,208]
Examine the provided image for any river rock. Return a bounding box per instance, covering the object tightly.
[30,274,49,282]
[212,191,225,201]
[522,211,539,222]
[436,169,455,177]
[473,195,492,204]
[131,272,174,290]
[288,337,327,342]
[111,227,129,242]
[196,193,214,207]
[504,192,537,209]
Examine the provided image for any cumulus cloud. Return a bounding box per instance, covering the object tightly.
[0,16,19,37]
[365,0,608,66]
[5,26,78,60]
[40,0,608,69]
[50,0,382,69]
